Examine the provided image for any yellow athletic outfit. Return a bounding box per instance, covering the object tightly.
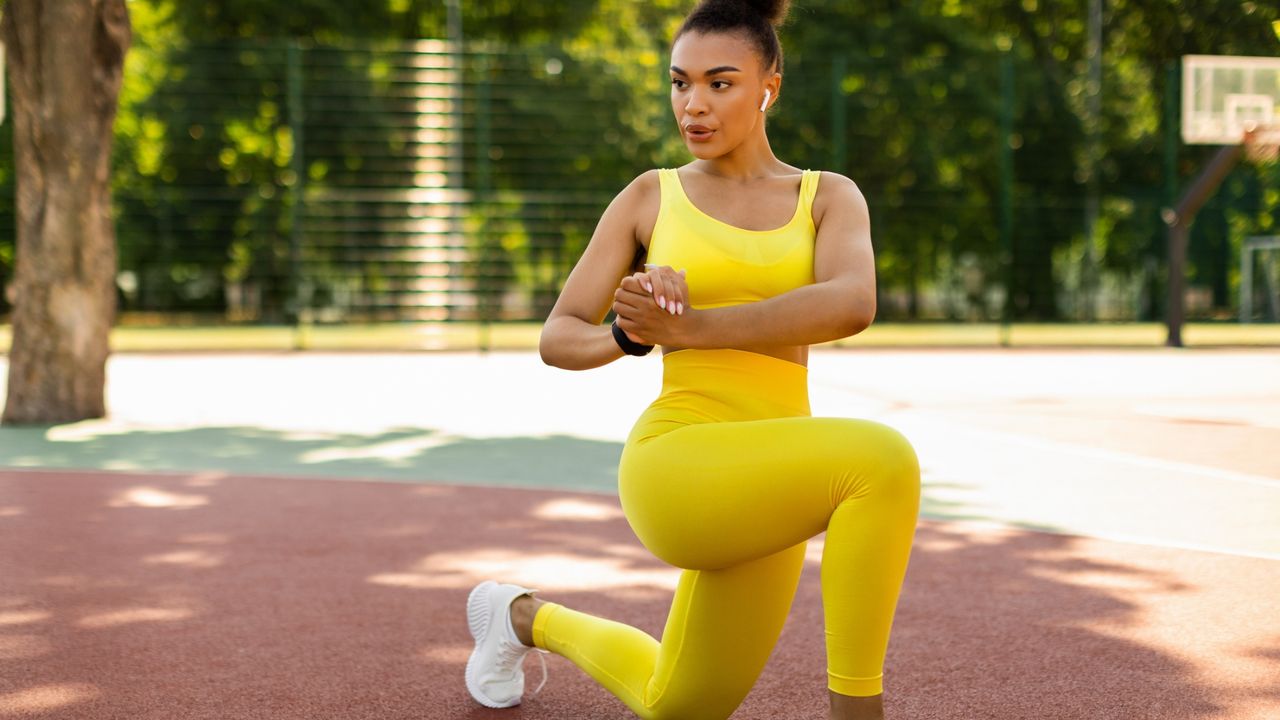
[532,168,921,719]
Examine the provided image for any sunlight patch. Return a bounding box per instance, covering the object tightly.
[43,420,127,442]
[279,430,343,442]
[418,644,471,664]
[0,506,24,518]
[531,498,624,522]
[805,536,825,564]
[369,549,680,593]
[184,471,226,488]
[103,459,144,471]
[0,610,51,627]
[107,486,208,509]
[599,543,655,560]
[142,549,225,568]
[409,486,454,497]
[299,433,457,464]
[0,683,101,713]
[78,607,194,629]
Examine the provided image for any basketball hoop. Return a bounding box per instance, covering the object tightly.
[1170,55,1280,347]
[1243,124,1280,166]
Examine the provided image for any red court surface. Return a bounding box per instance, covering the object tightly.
[2,468,1277,719]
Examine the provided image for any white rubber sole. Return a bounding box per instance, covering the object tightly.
[464,580,519,709]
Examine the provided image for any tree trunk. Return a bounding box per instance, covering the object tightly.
[1,0,130,425]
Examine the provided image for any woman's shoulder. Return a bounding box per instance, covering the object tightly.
[611,169,664,205]
[810,170,868,226]
[811,170,864,199]
[811,169,858,190]
[597,170,664,248]
[631,168,667,188]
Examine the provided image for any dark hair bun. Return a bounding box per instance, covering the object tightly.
[742,0,790,26]
[679,0,789,71]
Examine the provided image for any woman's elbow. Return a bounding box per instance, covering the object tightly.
[539,320,588,370]
[844,299,876,337]
[538,333,562,368]
[538,323,560,367]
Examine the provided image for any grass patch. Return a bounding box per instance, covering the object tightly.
[0,321,1277,353]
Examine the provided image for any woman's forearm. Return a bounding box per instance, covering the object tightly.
[539,315,628,370]
[681,280,873,350]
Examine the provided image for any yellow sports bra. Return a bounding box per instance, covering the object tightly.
[646,168,818,310]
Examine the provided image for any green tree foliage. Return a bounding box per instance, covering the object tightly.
[776,3,1015,318]
[3,0,1277,322]
[775,0,1278,320]
[98,0,693,321]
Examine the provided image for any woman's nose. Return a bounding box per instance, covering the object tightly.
[684,89,709,116]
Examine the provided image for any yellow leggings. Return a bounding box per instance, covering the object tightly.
[531,349,921,719]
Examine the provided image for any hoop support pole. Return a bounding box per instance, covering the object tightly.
[1163,143,1244,347]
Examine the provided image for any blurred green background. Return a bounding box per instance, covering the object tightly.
[1,0,1278,347]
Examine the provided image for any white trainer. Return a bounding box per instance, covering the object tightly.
[464,580,549,708]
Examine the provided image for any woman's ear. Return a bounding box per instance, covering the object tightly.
[761,72,781,112]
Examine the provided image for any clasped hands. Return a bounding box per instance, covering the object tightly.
[612,264,692,347]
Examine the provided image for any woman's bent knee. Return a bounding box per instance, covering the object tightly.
[853,421,921,509]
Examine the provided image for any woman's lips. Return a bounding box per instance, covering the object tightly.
[685,125,715,142]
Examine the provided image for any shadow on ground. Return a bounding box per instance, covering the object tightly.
[2,469,1276,719]
[3,424,1082,536]
[0,425,623,493]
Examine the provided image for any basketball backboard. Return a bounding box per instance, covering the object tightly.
[1182,54,1280,145]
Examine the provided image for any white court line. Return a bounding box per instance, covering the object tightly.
[915,413,1280,489]
[1039,527,1280,562]
[913,516,1280,562]
[815,377,1280,489]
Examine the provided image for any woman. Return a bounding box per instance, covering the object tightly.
[464,1,921,718]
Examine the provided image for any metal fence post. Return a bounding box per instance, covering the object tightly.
[830,53,847,174]
[1241,237,1253,322]
[1160,62,1178,323]
[287,40,308,349]
[999,47,1015,346]
[477,51,492,353]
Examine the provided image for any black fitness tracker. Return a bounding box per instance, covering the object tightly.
[611,319,654,356]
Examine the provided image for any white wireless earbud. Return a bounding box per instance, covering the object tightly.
[760,89,771,112]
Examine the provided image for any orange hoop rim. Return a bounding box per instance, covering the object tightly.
[1243,123,1280,165]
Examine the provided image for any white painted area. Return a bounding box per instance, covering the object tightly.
[2,349,1278,558]
[94,351,665,441]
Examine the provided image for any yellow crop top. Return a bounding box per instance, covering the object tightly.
[645,168,819,310]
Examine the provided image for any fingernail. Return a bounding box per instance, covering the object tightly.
[643,282,651,292]
[669,305,676,315]
[677,302,683,314]
[659,296,666,309]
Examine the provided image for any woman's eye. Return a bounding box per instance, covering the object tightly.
[712,81,730,90]
[671,79,687,89]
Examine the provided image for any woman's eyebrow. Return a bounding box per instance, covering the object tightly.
[669,65,742,76]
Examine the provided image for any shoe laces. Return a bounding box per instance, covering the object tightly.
[528,648,550,698]
[495,638,550,698]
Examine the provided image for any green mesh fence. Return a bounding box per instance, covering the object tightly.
[0,38,1276,328]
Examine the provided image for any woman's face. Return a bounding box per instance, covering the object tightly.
[669,31,778,160]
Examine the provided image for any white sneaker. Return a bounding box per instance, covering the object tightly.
[464,580,549,708]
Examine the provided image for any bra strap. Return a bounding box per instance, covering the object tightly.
[800,170,821,219]
[658,168,682,207]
